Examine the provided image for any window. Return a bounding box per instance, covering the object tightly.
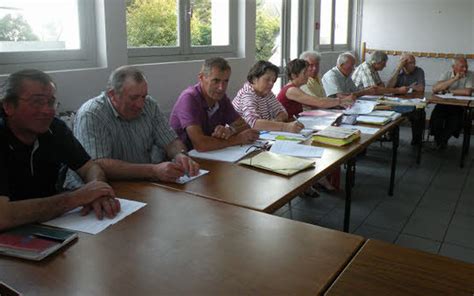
[0,0,97,74]
[255,0,302,93]
[127,0,237,63]
[319,0,351,50]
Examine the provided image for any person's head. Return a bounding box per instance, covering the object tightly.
[369,50,388,71]
[1,69,57,139]
[107,66,148,121]
[452,57,468,75]
[286,59,309,86]
[401,53,416,74]
[199,57,232,104]
[247,60,279,97]
[337,52,356,77]
[300,51,321,78]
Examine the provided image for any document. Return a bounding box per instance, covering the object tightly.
[358,95,382,101]
[188,144,258,162]
[340,124,380,135]
[270,140,324,158]
[356,115,390,125]
[239,151,315,176]
[176,169,209,184]
[437,94,474,101]
[343,100,378,115]
[43,198,147,235]
[259,131,308,142]
[297,116,338,131]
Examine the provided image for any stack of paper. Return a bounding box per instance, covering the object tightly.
[239,151,315,176]
[312,126,361,147]
[343,100,378,115]
[269,140,324,158]
[356,115,391,125]
[340,124,380,135]
[259,131,308,142]
[188,144,258,162]
[437,94,474,101]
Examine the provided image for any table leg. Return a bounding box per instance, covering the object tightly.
[460,108,471,168]
[389,125,400,196]
[344,158,356,233]
[416,109,426,165]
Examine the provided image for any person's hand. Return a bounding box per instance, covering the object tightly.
[396,86,409,94]
[73,180,115,204]
[284,121,304,133]
[339,93,356,102]
[365,85,379,95]
[339,97,354,109]
[80,196,121,220]
[212,125,233,140]
[151,161,186,182]
[454,72,465,81]
[235,129,259,144]
[398,56,409,69]
[174,153,200,177]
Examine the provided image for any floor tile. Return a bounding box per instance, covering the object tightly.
[354,224,398,243]
[439,243,474,264]
[395,234,441,254]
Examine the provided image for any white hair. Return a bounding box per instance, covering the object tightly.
[369,50,388,64]
[300,51,321,61]
[337,52,355,66]
[452,57,467,66]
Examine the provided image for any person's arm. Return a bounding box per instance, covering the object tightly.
[286,87,352,109]
[433,72,462,93]
[253,118,303,133]
[452,88,473,96]
[0,181,115,231]
[163,139,199,177]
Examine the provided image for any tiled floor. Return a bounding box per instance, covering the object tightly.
[275,125,474,264]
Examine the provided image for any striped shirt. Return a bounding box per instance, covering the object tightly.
[351,61,382,89]
[232,82,287,127]
[73,92,177,164]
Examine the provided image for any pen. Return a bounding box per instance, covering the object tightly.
[293,115,303,125]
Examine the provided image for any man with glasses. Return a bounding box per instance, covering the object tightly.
[0,69,120,231]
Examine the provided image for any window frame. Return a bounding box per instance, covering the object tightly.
[317,0,352,52]
[0,0,97,74]
[127,0,238,64]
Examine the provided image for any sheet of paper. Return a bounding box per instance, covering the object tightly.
[358,95,382,101]
[175,169,209,184]
[340,124,380,135]
[437,94,474,101]
[297,116,337,131]
[259,131,308,141]
[343,100,378,115]
[43,198,146,235]
[188,145,257,162]
[356,115,389,124]
[270,140,324,158]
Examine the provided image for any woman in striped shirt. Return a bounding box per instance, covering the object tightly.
[233,61,304,133]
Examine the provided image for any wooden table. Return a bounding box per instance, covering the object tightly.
[0,183,365,295]
[325,239,474,295]
[155,117,404,233]
[428,94,473,167]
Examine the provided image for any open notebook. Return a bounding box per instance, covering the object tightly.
[188,144,259,162]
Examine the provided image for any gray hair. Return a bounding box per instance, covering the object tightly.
[452,57,467,66]
[300,51,321,62]
[1,69,55,106]
[400,52,414,61]
[369,50,388,64]
[200,57,231,76]
[107,66,147,94]
[337,52,356,66]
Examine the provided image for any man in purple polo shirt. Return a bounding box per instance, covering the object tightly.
[170,57,259,152]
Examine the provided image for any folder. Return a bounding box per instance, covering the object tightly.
[239,151,315,176]
[312,126,361,147]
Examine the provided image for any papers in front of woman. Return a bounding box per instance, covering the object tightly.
[437,94,474,101]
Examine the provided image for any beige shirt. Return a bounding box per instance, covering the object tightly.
[439,70,474,91]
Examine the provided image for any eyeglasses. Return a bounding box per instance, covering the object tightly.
[245,141,272,153]
[20,96,58,109]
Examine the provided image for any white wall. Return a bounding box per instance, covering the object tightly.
[0,0,256,115]
[360,0,474,88]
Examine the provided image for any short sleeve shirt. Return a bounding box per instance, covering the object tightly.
[0,109,90,201]
[439,70,474,91]
[351,61,382,89]
[395,67,426,88]
[322,66,358,97]
[169,83,240,149]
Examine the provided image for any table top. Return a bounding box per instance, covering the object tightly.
[428,94,472,107]
[325,239,474,296]
[0,183,365,295]
[153,117,404,213]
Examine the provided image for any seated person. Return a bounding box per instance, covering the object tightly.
[0,69,119,231]
[322,52,378,98]
[386,53,426,145]
[300,51,326,97]
[277,58,353,118]
[352,50,409,95]
[430,57,473,149]
[72,66,199,184]
[232,60,303,133]
[170,57,259,152]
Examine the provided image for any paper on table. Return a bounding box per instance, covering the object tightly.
[175,169,209,184]
[259,131,308,141]
[297,116,338,131]
[343,100,378,115]
[270,140,324,158]
[188,144,257,162]
[43,198,146,235]
[340,124,380,135]
[358,95,382,101]
[437,94,474,101]
[356,115,390,125]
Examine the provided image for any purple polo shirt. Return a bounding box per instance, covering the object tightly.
[169,83,240,149]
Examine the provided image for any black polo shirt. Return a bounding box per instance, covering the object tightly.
[0,109,91,201]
